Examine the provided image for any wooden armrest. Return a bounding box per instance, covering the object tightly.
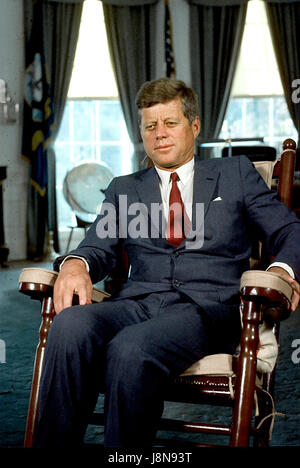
[240,270,293,322]
[18,267,110,303]
[20,267,111,447]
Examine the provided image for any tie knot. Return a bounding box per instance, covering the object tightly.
[171,172,179,183]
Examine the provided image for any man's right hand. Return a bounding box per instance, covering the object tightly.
[53,258,93,314]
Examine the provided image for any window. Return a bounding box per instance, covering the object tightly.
[220,0,297,154]
[55,0,133,230]
[55,99,133,228]
[221,96,296,152]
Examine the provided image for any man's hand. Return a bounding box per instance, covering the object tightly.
[53,258,93,314]
[268,266,300,312]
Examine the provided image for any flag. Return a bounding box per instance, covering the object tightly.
[165,0,176,78]
[22,0,55,197]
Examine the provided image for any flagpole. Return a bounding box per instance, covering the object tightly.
[164,0,176,79]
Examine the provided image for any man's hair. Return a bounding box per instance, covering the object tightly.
[135,77,199,125]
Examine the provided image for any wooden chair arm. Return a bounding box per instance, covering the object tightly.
[19,267,110,447]
[18,267,110,303]
[240,270,293,322]
[230,270,293,446]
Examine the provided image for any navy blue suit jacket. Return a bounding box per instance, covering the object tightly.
[55,156,300,321]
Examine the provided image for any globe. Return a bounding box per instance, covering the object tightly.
[63,161,114,223]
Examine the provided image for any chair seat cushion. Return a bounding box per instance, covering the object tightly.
[182,270,292,378]
[256,321,278,373]
[180,327,277,377]
[180,353,235,377]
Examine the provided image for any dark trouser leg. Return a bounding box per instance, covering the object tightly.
[104,292,216,447]
[33,298,150,447]
[34,291,240,448]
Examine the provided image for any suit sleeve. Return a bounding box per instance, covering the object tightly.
[239,156,300,281]
[53,177,121,284]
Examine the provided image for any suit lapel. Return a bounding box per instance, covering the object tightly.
[135,166,162,207]
[135,167,164,237]
[192,158,220,230]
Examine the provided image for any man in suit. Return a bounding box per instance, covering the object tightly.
[34,78,300,447]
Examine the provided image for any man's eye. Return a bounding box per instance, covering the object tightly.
[167,121,176,126]
[145,124,155,130]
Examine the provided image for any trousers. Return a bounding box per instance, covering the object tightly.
[33,290,240,447]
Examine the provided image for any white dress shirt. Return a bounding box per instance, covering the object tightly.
[155,157,194,223]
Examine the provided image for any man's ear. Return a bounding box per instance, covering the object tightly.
[192,116,201,139]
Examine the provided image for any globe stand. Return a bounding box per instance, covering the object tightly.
[65,215,92,254]
[44,230,58,262]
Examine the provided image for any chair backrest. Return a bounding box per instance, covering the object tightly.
[249,139,296,265]
[222,145,276,162]
[252,139,296,395]
[271,139,296,208]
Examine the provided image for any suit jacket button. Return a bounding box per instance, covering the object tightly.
[173,280,181,288]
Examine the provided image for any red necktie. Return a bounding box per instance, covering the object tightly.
[167,172,190,247]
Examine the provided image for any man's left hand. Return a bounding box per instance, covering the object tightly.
[268,266,300,312]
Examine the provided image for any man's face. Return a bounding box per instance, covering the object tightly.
[140,98,200,171]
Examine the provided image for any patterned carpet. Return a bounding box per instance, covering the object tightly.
[0,261,299,448]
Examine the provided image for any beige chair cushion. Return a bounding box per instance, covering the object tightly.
[19,268,59,287]
[181,270,293,377]
[240,270,293,302]
[256,321,278,373]
[181,353,234,377]
[19,268,110,303]
[181,331,277,377]
[253,160,276,189]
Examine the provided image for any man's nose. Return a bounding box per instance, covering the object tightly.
[155,122,167,139]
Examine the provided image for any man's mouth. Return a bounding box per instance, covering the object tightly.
[155,144,173,150]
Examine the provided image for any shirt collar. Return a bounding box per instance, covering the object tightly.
[155,157,194,187]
